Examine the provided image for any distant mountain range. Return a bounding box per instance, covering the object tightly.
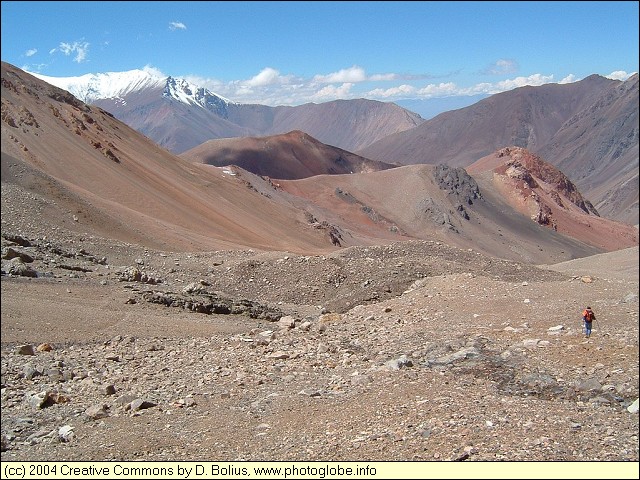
[33,69,424,155]
[2,61,637,264]
[359,74,639,225]
[31,67,638,225]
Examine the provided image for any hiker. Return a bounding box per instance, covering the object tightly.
[582,306,596,338]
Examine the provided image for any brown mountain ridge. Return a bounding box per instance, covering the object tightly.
[91,92,425,155]
[180,130,396,180]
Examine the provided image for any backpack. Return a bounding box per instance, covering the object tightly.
[583,309,595,322]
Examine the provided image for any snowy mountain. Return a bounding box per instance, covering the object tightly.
[31,68,233,113]
[162,76,233,116]
[29,68,425,155]
[32,68,164,103]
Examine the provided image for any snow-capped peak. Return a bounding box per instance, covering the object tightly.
[30,68,234,113]
[31,68,167,103]
[163,77,233,112]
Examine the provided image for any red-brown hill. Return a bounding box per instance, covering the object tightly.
[467,147,638,252]
[180,130,396,180]
[358,75,638,225]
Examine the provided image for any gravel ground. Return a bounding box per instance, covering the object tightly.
[2,229,638,464]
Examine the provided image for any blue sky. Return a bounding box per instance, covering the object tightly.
[1,1,638,106]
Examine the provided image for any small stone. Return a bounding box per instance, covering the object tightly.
[85,404,109,420]
[17,345,35,355]
[58,425,75,442]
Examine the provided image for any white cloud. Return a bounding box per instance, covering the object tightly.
[234,85,255,97]
[25,49,37,57]
[417,82,458,97]
[56,41,90,63]
[606,70,636,81]
[460,74,555,95]
[143,65,167,78]
[161,65,629,106]
[365,84,416,98]
[363,81,476,101]
[314,66,367,83]
[559,74,577,84]
[311,83,354,100]
[244,67,285,87]
[362,74,562,102]
[483,59,519,75]
[312,66,411,85]
[558,71,636,85]
[181,69,303,104]
[369,73,400,81]
[496,74,554,89]
[21,63,48,74]
[172,65,448,105]
[169,21,187,31]
[185,74,225,92]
